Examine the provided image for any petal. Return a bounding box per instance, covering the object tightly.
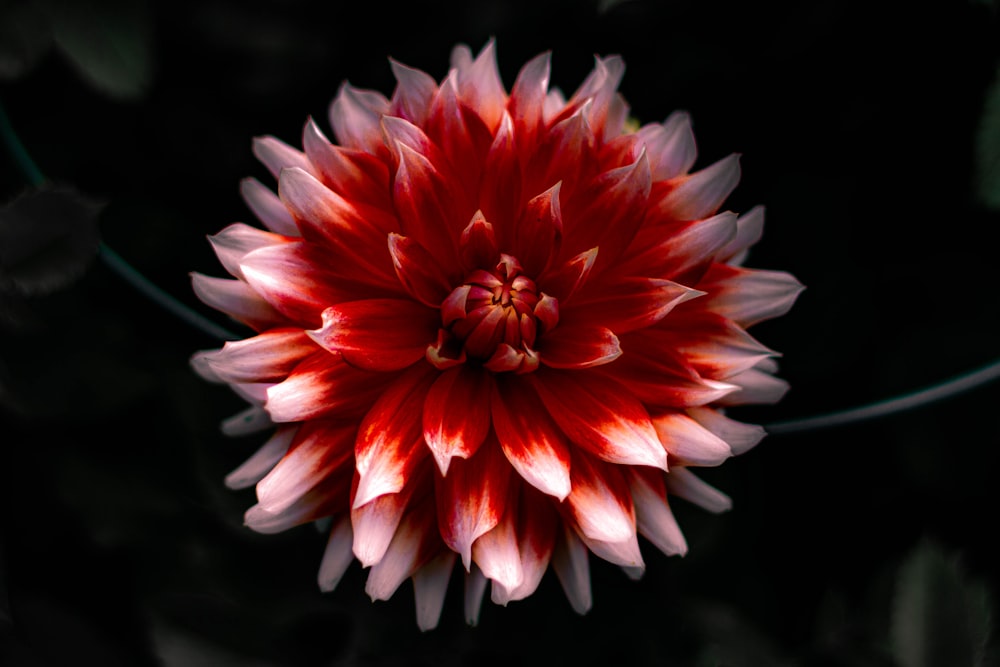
[537,324,621,369]
[308,299,438,372]
[665,467,731,513]
[328,82,389,154]
[537,246,597,304]
[423,366,494,474]
[551,522,592,615]
[618,212,738,285]
[625,467,688,557]
[637,110,698,181]
[224,425,296,490]
[264,351,390,423]
[563,449,638,545]
[471,484,523,599]
[492,484,557,604]
[657,311,775,380]
[527,103,597,197]
[244,470,350,535]
[209,223,289,280]
[701,264,805,328]
[464,565,489,626]
[657,153,741,220]
[563,277,702,334]
[413,551,456,632]
[388,59,438,126]
[202,328,316,384]
[388,233,453,307]
[252,135,317,180]
[190,272,284,330]
[255,420,355,514]
[351,460,431,567]
[301,118,391,209]
[716,367,790,405]
[450,39,507,132]
[390,141,462,268]
[318,514,355,592]
[512,182,562,278]
[220,404,272,436]
[491,375,572,500]
[240,177,299,236]
[354,365,437,508]
[435,435,511,571]
[652,410,732,467]
[718,205,765,265]
[531,370,666,470]
[508,51,551,156]
[687,406,766,456]
[365,494,438,601]
[458,211,499,274]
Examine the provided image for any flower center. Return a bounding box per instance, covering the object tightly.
[427,254,559,373]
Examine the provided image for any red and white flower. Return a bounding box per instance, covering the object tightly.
[192,41,802,630]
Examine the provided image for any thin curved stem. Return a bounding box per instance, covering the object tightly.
[763,357,1000,435]
[1,99,238,342]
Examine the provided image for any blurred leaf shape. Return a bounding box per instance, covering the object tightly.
[0,0,51,80]
[0,185,103,296]
[977,63,1000,210]
[890,540,993,667]
[45,0,153,100]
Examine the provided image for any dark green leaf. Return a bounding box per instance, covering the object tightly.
[976,63,1000,210]
[45,0,153,100]
[0,185,103,296]
[890,540,993,667]
[0,0,51,80]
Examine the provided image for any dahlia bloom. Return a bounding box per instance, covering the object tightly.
[192,41,801,630]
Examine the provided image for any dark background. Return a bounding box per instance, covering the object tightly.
[2,0,999,665]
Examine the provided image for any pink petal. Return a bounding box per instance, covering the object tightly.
[351,461,431,567]
[625,467,688,557]
[224,425,297,490]
[450,39,507,132]
[537,324,621,369]
[209,223,288,280]
[619,212,737,285]
[255,419,355,514]
[657,153,741,221]
[252,135,317,180]
[318,514,355,592]
[202,328,316,384]
[718,205,765,265]
[244,470,350,535]
[354,365,437,508]
[562,449,639,544]
[508,51,551,156]
[636,110,697,181]
[471,486,523,599]
[493,485,557,604]
[436,437,512,569]
[563,277,703,335]
[190,272,284,330]
[365,495,437,600]
[716,367,790,406]
[491,376,572,500]
[658,311,775,380]
[328,82,389,154]
[551,523,592,614]
[301,118,391,210]
[413,551,457,631]
[531,370,667,470]
[424,72,493,203]
[239,177,299,236]
[687,406,766,456]
[423,366,494,474]
[308,299,438,372]
[264,352,390,423]
[701,264,805,328]
[652,410,732,467]
[665,467,732,514]
[388,59,438,126]
[464,565,489,626]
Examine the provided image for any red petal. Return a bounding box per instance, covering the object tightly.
[618,212,738,285]
[450,40,507,133]
[655,153,741,221]
[508,52,551,158]
[302,118,390,208]
[537,324,621,369]
[656,310,774,380]
[530,370,667,470]
[388,59,438,126]
[491,376,571,499]
[387,233,453,307]
[471,480,522,595]
[354,365,437,508]
[513,182,563,278]
[526,104,597,198]
[264,351,391,423]
[563,449,638,545]
[478,113,522,241]
[490,483,558,604]
[458,211,499,273]
[351,459,432,567]
[423,366,494,474]
[562,277,702,334]
[436,436,512,568]
[308,299,438,371]
[537,246,597,304]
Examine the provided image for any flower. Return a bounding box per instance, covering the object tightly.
[191,40,802,630]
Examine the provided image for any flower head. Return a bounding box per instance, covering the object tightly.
[192,41,802,630]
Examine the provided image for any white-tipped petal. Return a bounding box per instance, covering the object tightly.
[719,205,765,265]
[318,514,354,592]
[240,177,299,236]
[220,404,273,436]
[413,552,456,632]
[628,470,689,557]
[653,411,733,466]
[687,406,766,456]
[665,468,732,514]
[464,565,489,626]
[660,153,741,220]
[552,525,592,615]
[717,368,790,406]
[225,426,296,490]
[252,135,316,181]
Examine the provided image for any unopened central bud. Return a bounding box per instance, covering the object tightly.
[428,254,559,373]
